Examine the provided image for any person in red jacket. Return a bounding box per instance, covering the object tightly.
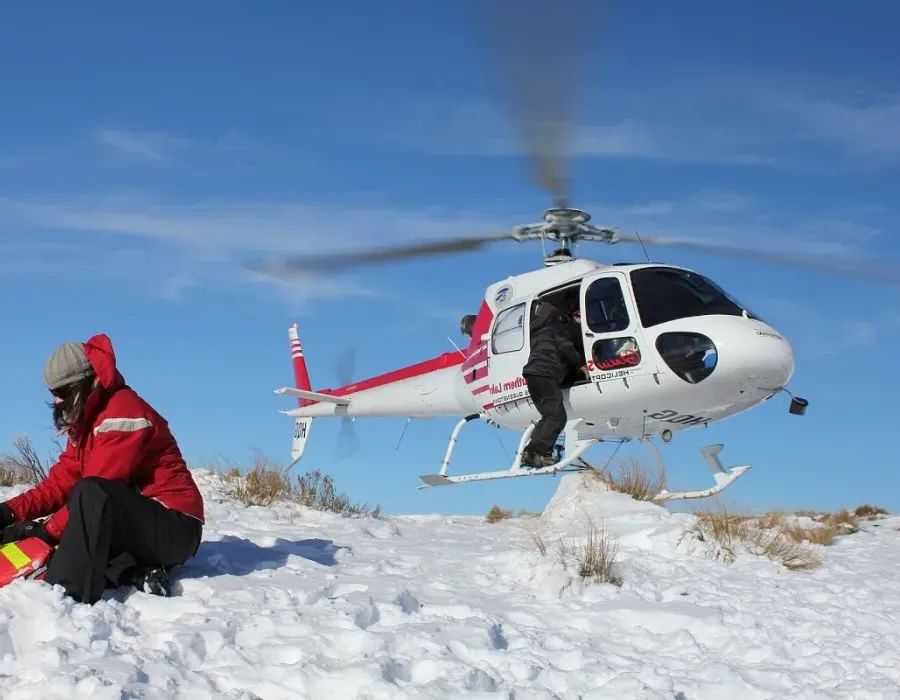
[0,334,205,604]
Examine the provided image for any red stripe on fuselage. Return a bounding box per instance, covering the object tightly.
[463,364,489,384]
[310,351,466,401]
[461,344,488,370]
[302,300,496,405]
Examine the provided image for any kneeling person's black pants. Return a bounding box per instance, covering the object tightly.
[45,477,202,604]
[524,374,567,455]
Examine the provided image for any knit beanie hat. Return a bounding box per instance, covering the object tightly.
[43,341,94,391]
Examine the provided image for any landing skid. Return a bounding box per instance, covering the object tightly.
[417,416,597,489]
[417,416,751,501]
[645,441,752,502]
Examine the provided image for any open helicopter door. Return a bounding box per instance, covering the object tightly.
[566,268,661,439]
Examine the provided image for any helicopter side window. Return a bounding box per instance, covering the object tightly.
[584,277,630,334]
[491,303,526,354]
[630,267,745,328]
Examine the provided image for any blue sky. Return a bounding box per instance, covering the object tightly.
[1,1,899,517]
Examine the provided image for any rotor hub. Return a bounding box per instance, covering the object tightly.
[511,206,620,265]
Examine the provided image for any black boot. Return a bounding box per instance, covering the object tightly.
[520,448,558,469]
[126,566,171,597]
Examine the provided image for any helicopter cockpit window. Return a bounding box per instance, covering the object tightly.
[584,277,630,334]
[491,303,526,354]
[630,267,745,328]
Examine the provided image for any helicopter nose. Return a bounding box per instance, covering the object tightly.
[654,318,794,390]
[732,323,795,389]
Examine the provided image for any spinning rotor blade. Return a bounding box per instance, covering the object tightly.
[334,345,360,460]
[336,417,360,460]
[475,0,600,206]
[618,233,900,287]
[246,231,519,277]
[335,345,356,387]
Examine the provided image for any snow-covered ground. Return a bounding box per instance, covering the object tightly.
[0,470,898,700]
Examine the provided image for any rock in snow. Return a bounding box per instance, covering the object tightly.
[0,469,898,699]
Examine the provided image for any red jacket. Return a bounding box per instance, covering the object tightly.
[5,334,204,541]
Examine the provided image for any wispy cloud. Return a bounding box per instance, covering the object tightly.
[0,194,522,303]
[93,127,191,162]
[0,194,511,256]
[744,77,900,161]
[369,74,900,170]
[0,186,891,307]
[752,294,883,358]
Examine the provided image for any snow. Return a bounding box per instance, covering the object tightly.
[0,470,898,699]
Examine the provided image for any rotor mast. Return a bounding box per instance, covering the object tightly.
[511,206,620,266]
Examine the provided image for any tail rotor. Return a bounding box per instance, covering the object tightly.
[334,345,360,459]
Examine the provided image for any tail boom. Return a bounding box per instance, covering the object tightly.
[281,354,467,419]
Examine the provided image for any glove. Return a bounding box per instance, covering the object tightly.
[0,520,54,545]
[0,503,13,529]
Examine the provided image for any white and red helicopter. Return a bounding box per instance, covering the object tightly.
[247,0,897,501]
[256,204,825,502]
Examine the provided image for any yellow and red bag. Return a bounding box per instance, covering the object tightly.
[0,537,54,587]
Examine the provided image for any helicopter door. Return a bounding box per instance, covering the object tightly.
[483,300,530,408]
[576,270,658,390]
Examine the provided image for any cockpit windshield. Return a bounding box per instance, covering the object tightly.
[629,266,749,328]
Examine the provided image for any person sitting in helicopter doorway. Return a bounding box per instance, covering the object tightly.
[520,298,588,468]
[0,334,205,605]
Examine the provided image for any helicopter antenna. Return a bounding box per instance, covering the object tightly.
[446,335,465,358]
[634,230,651,262]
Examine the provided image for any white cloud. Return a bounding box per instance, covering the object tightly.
[0,186,891,307]
[371,74,900,169]
[755,87,900,158]
[93,127,191,162]
[0,195,512,257]
[0,194,527,304]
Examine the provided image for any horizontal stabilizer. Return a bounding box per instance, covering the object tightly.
[274,387,351,405]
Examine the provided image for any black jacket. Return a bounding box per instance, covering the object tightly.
[522,300,584,381]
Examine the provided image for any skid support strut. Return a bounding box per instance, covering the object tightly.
[418,416,597,489]
[647,440,752,501]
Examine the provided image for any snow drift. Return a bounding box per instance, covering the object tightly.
[0,468,898,699]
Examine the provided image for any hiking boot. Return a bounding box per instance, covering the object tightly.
[128,566,171,597]
[520,449,557,469]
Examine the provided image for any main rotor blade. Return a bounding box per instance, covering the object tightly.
[475,0,600,206]
[617,233,900,287]
[246,231,519,277]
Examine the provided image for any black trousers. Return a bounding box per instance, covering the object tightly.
[524,374,567,455]
[45,477,202,604]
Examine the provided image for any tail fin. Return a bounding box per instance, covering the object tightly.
[288,323,313,465]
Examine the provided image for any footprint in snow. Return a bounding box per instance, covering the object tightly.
[394,590,421,614]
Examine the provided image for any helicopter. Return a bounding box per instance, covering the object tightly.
[246,0,900,499]
[261,205,810,501]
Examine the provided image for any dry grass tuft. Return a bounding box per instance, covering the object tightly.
[516,509,541,519]
[525,526,548,557]
[524,512,623,586]
[854,504,888,518]
[295,469,380,517]
[567,518,623,585]
[591,458,667,502]
[485,506,540,523]
[692,505,823,571]
[692,502,885,567]
[217,451,380,517]
[485,505,514,523]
